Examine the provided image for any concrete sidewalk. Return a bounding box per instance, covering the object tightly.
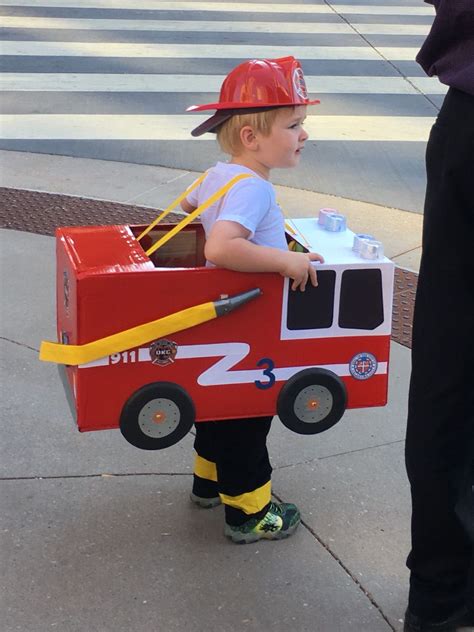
[1,150,421,632]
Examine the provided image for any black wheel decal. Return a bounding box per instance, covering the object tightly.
[120,382,195,450]
[277,368,347,435]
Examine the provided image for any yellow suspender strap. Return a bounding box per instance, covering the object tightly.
[144,173,253,257]
[40,300,217,366]
[136,172,208,243]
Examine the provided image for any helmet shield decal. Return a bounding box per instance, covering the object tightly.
[293,67,309,101]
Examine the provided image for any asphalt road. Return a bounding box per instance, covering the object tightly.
[0,0,440,212]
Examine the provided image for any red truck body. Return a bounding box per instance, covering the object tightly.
[53,219,394,449]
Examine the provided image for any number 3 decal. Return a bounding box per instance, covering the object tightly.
[255,358,276,390]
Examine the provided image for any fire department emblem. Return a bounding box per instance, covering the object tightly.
[349,352,378,380]
[149,339,177,366]
[293,67,308,100]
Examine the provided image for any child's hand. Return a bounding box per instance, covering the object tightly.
[281,251,324,291]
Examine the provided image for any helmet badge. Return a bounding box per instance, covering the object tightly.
[293,67,308,100]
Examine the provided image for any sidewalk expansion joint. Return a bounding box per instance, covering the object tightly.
[273,489,396,631]
[274,439,405,471]
[318,438,405,461]
[0,472,192,482]
[393,247,422,260]
[163,170,193,184]
[123,171,193,205]
[0,336,38,353]
[325,0,440,113]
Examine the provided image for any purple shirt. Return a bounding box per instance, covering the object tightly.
[416,0,474,96]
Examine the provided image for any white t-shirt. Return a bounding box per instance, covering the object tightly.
[186,162,288,252]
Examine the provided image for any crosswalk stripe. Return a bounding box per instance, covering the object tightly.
[0,1,435,15]
[0,41,419,61]
[0,73,446,95]
[0,114,434,142]
[0,17,432,36]
[408,76,447,94]
[354,24,431,35]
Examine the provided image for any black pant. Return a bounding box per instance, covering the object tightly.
[405,87,474,620]
[194,416,273,526]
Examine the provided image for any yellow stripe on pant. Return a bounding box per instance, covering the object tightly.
[194,454,218,483]
[220,481,271,515]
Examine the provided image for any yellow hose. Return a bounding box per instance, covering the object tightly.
[40,301,216,366]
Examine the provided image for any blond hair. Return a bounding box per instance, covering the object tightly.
[217,107,293,156]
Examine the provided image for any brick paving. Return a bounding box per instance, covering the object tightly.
[0,186,416,348]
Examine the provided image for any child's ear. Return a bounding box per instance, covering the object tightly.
[240,125,258,150]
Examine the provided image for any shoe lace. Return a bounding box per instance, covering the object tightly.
[268,502,283,516]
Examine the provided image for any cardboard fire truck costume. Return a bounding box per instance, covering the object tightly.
[40,174,395,450]
[40,56,394,450]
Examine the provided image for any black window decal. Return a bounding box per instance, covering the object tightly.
[287,270,336,330]
[339,269,384,330]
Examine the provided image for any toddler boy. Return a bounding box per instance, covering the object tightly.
[183,56,323,544]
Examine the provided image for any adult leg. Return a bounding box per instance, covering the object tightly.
[405,88,474,621]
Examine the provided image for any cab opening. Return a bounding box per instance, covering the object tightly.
[132,222,206,269]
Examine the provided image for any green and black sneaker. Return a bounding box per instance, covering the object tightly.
[224,501,301,544]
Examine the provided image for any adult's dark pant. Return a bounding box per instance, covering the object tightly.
[406,87,474,620]
[193,416,273,526]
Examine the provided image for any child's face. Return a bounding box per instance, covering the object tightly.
[255,106,309,174]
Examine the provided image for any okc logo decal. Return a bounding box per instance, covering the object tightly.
[349,352,378,380]
[293,67,308,100]
[149,339,177,366]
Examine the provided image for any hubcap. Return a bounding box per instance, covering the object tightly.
[294,385,333,423]
[138,398,180,438]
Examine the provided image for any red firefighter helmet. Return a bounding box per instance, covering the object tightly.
[187,56,320,137]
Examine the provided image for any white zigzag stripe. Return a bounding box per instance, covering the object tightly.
[79,342,388,386]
